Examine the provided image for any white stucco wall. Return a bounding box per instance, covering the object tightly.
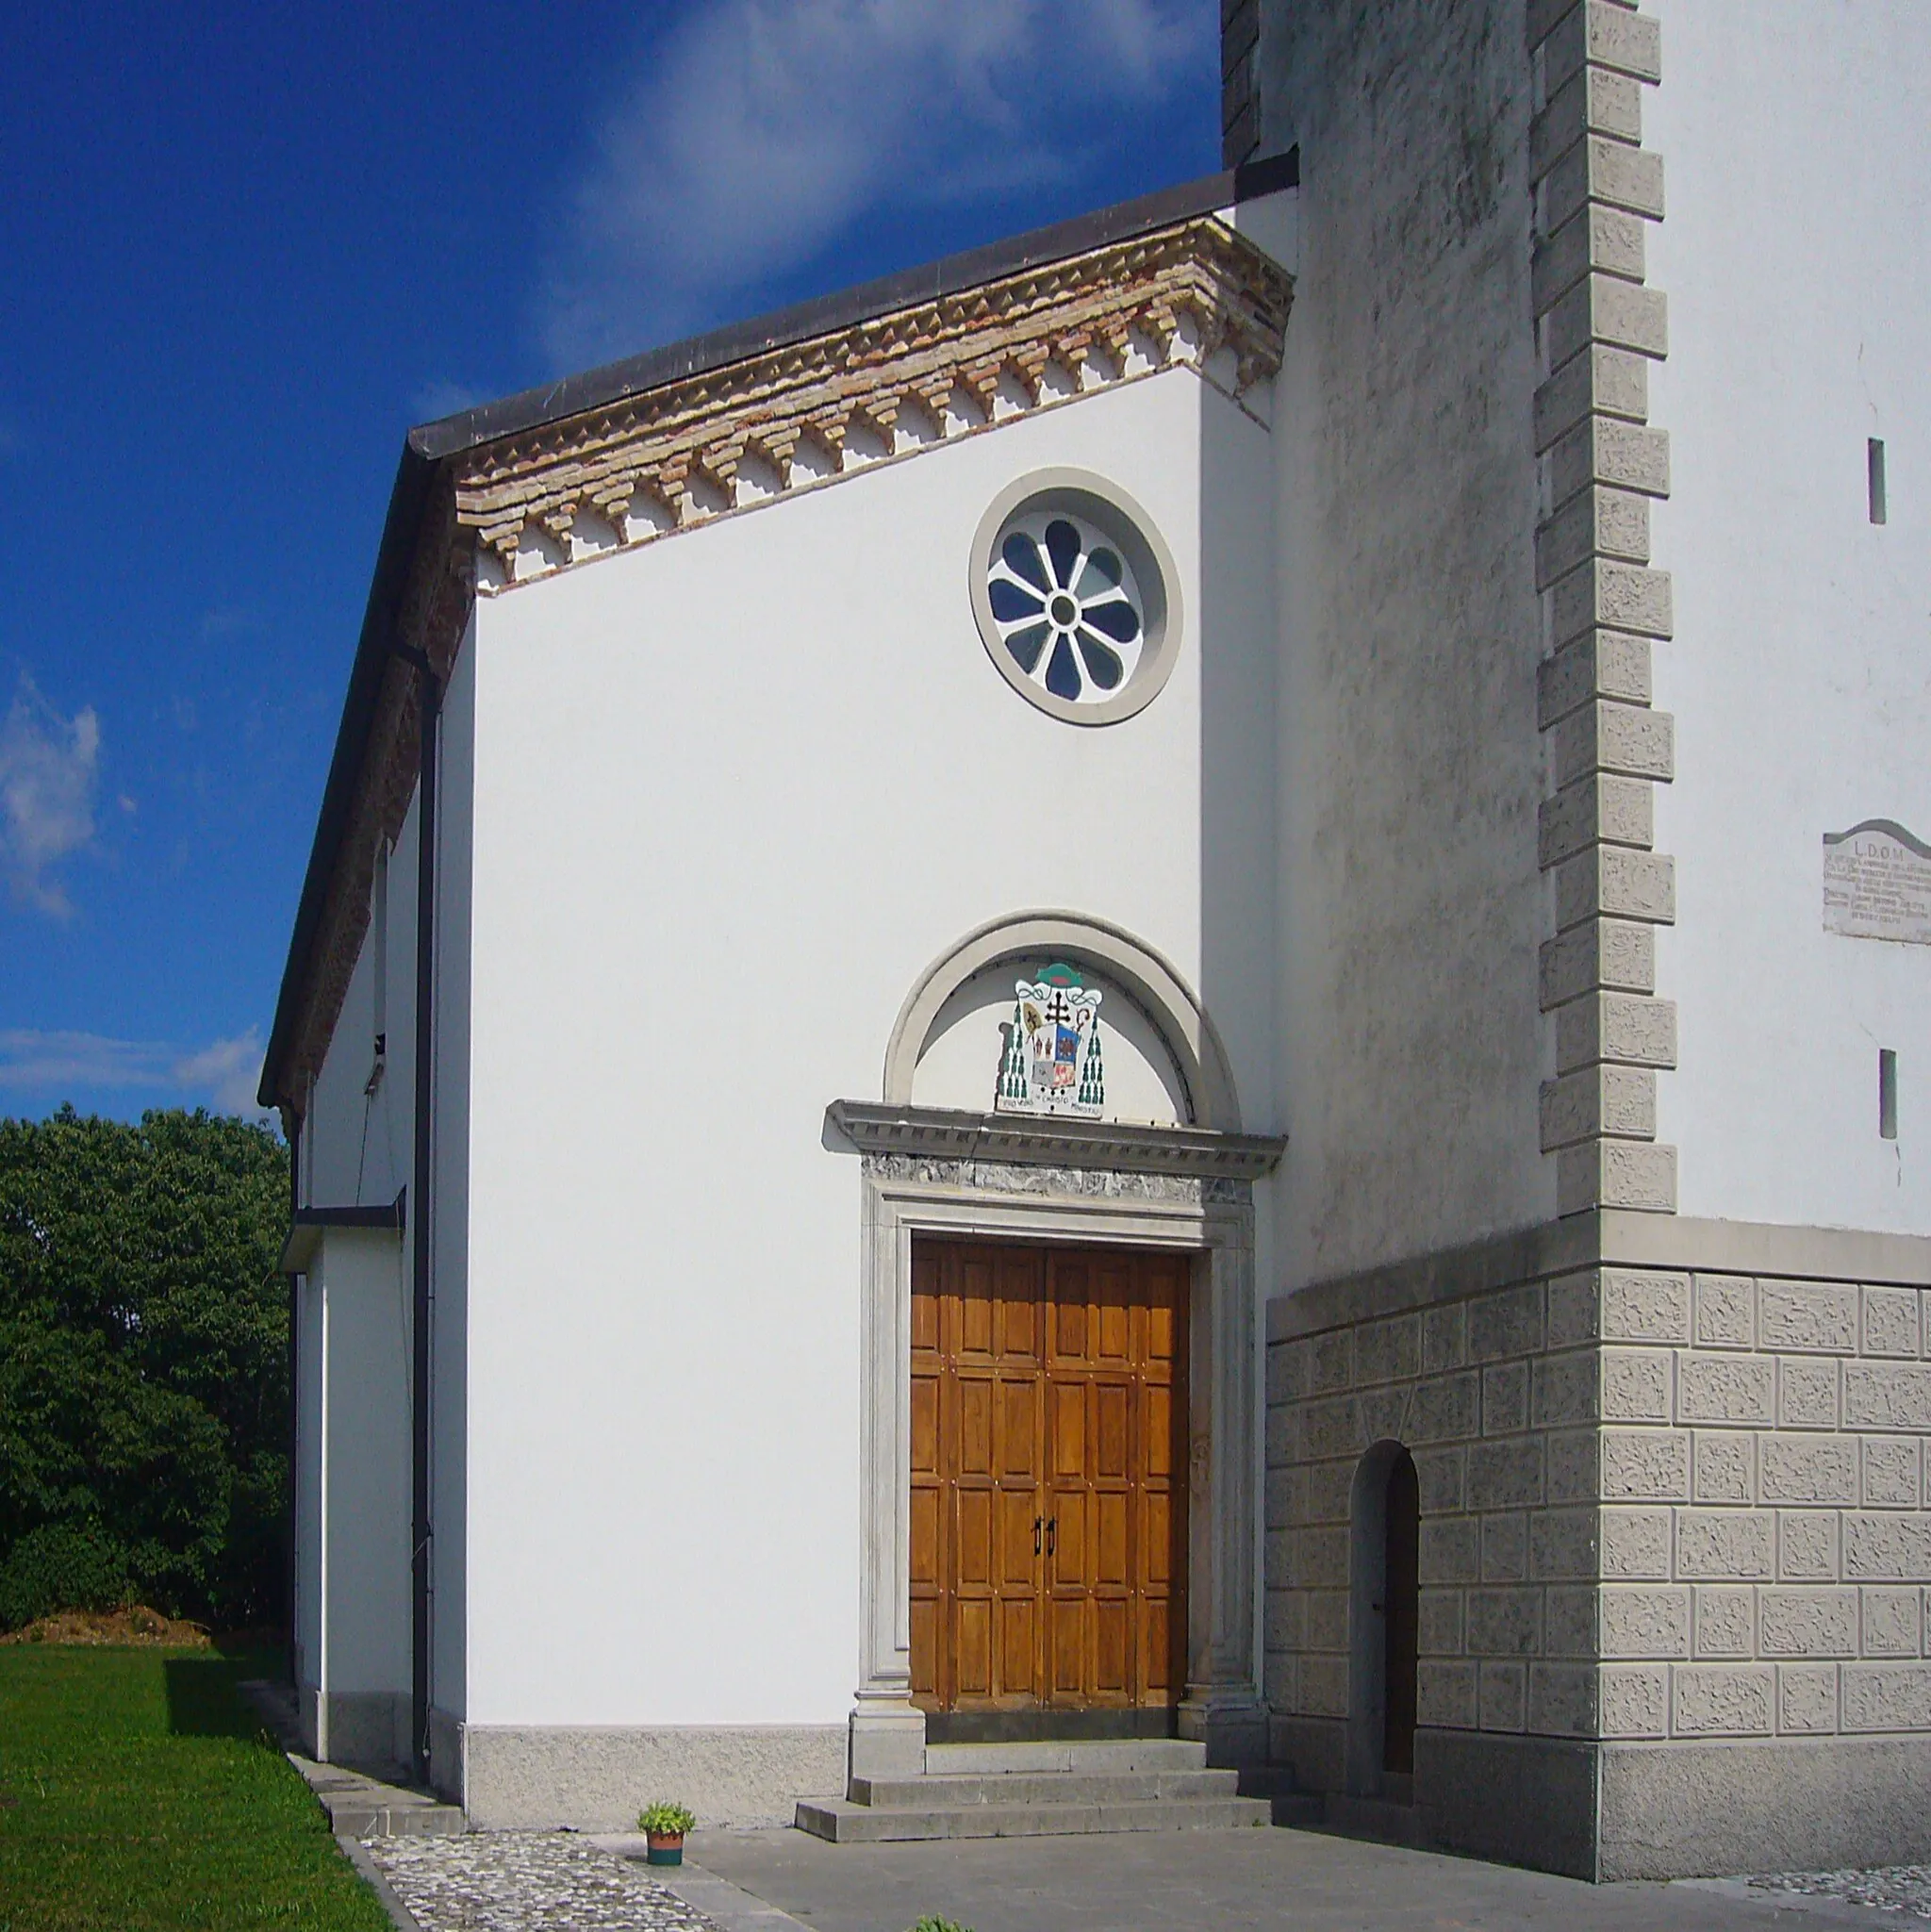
[292,1226,410,1709]
[1648,4,1931,1230]
[432,626,476,1722]
[1257,0,1553,1290]
[458,367,1278,1728]
[293,1268,323,1692]
[322,1228,412,1694]
[305,793,418,1214]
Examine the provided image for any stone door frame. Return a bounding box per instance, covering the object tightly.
[838,1115,1274,1779]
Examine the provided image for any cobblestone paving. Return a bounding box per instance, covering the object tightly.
[366,1832,719,1932]
[1750,1869,1931,1920]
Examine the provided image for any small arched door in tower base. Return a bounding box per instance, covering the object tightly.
[1347,1438,1420,1795]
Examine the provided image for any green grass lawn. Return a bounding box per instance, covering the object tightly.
[0,1645,390,1931]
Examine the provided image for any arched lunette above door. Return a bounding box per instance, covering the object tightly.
[883,910,1246,1135]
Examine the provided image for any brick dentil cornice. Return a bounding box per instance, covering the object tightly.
[460,214,1293,592]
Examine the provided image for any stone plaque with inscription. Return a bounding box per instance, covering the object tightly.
[1823,819,1931,944]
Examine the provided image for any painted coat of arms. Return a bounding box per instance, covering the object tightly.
[997,962,1105,1116]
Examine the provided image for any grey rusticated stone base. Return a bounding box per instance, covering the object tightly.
[1599,1735,1931,1881]
[1418,1729,1597,1879]
[454,1724,847,1829]
[1271,1723,1931,1880]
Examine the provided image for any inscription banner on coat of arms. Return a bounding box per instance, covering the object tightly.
[997,962,1106,1117]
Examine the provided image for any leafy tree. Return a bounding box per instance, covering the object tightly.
[0,1107,289,1627]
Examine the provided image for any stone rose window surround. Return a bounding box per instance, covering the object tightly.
[969,469,1181,728]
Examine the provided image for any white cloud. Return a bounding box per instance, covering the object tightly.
[0,1025,272,1120]
[171,1029,269,1117]
[0,1030,171,1092]
[0,675,101,916]
[539,0,1213,368]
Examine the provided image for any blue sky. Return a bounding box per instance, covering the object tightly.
[0,2,1219,1125]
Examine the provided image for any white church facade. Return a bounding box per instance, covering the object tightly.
[264,0,1931,1881]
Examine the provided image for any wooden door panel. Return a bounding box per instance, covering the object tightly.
[911,1239,1188,1719]
[910,1598,937,1700]
[1051,1600,1083,1695]
[1096,1490,1130,1590]
[1096,1382,1130,1480]
[999,1598,1039,1700]
[954,1487,993,1592]
[1143,1489,1174,1591]
[1050,1380,1087,1480]
[998,1379,1038,1478]
[1142,1599,1175,1696]
[956,1378,993,1478]
[1096,1598,1130,1694]
[1143,1383,1175,1481]
[997,1489,1036,1590]
[957,1599,992,1698]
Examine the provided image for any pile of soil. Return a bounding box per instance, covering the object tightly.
[0,1606,212,1647]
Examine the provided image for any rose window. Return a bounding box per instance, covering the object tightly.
[985,513,1147,705]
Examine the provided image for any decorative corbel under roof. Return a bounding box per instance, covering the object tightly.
[461,214,1293,592]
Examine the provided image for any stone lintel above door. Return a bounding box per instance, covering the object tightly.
[827,1099,1285,1185]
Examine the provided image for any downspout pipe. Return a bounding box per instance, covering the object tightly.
[402,646,441,1781]
[285,1113,301,1692]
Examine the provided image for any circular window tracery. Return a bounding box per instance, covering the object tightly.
[987,513,1147,704]
[969,471,1180,727]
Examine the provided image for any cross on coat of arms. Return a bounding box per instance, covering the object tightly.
[996,962,1105,1116]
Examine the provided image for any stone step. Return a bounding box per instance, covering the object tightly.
[850,1767,1242,1808]
[796,1793,1273,1843]
[1233,1765,1325,1828]
[322,1792,470,1838]
[922,1738,1208,1776]
[238,1677,469,1840]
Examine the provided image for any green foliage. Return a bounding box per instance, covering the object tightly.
[0,1107,290,1629]
[908,1918,972,1932]
[0,1644,390,1930]
[0,1521,132,1628]
[637,1800,697,1836]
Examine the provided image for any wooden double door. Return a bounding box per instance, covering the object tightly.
[909,1238,1189,1729]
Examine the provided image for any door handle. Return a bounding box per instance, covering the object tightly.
[1033,1517,1042,1556]
[1047,1517,1057,1557]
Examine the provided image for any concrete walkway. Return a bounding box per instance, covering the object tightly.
[682,1825,1900,1932]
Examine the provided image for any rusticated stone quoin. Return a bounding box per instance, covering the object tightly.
[1530,0,1675,1211]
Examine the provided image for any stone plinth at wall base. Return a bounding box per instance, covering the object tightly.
[1417,1729,1599,1880]
[849,1701,927,1786]
[1598,1736,1931,1881]
[427,1705,464,1805]
[303,1685,411,1771]
[1268,1714,1345,1794]
[1178,1694,1270,1769]
[454,1725,847,1830]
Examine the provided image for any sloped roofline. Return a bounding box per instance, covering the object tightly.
[258,152,1298,1111]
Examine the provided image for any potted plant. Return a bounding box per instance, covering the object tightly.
[637,1800,697,1865]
